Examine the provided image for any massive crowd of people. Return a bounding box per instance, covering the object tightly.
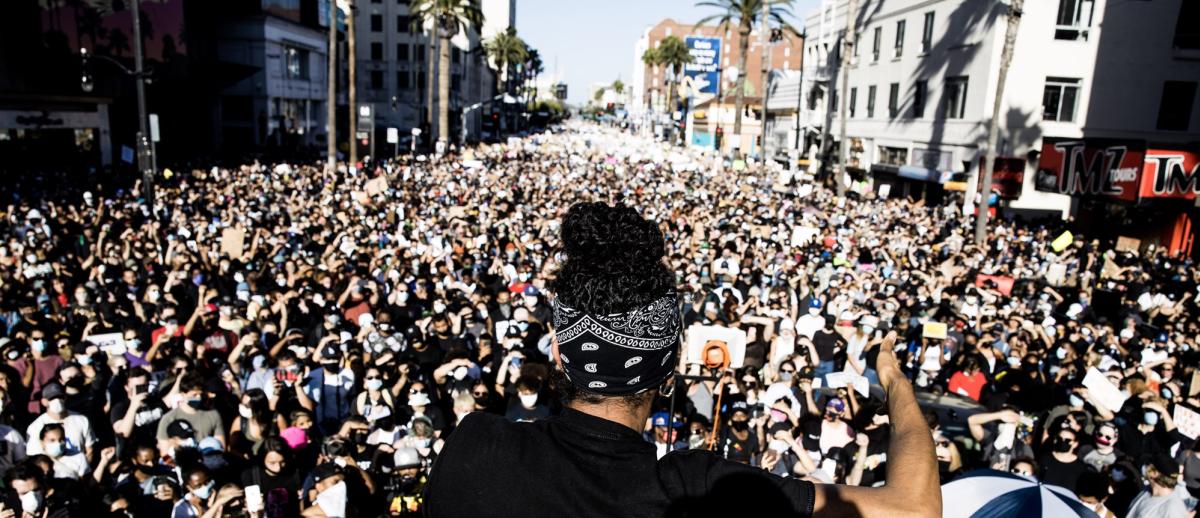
[0,121,1195,517]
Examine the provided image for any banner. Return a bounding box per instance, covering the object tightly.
[683,37,721,96]
[1173,405,1200,440]
[980,158,1025,199]
[1035,139,1200,203]
[974,274,1015,296]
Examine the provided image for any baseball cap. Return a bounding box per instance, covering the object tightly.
[319,343,342,360]
[411,415,434,429]
[41,383,65,401]
[730,400,750,415]
[311,462,343,484]
[523,285,540,297]
[797,366,816,380]
[167,419,196,440]
[198,437,223,454]
[651,411,677,428]
[808,299,823,309]
[825,397,846,413]
[1151,453,1180,479]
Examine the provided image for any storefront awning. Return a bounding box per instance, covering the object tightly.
[898,165,952,184]
[870,164,899,175]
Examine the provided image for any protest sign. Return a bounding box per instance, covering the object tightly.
[685,324,747,369]
[1174,405,1200,440]
[220,228,246,259]
[1082,368,1128,413]
[86,332,127,356]
[1051,230,1073,253]
[790,226,819,247]
[1115,236,1140,253]
[922,322,948,340]
[975,274,1015,296]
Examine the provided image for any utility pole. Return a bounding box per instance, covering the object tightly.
[326,0,337,173]
[792,31,807,172]
[759,0,771,162]
[426,23,438,140]
[130,0,154,210]
[836,0,858,197]
[347,0,358,170]
[975,0,1024,243]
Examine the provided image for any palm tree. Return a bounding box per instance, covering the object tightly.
[641,47,661,110]
[411,0,484,145]
[484,27,528,133]
[975,0,1024,243]
[524,48,543,113]
[696,0,799,151]
[656,35,692,144]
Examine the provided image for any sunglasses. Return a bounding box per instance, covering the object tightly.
[365,376,381,380]
[781,369,796,374]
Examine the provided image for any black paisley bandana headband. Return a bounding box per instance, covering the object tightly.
[552,293,682,396]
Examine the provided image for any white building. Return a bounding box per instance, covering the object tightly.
[353,0,509,150]
[798,0,1199,218]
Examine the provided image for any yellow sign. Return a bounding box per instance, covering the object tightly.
[1051,231,1074,253]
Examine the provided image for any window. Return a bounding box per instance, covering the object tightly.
[397,15,410,33]
[1055,0,1094,40]
[872,27,882,62]
[921,12,934,52]
[398,71,411,89]
[417,68,426,90]
[416,44,426,62]
[943,76,968,119]
[370,70,383,89]
[1042,77,1080,122]
[1175,1,1200,50]
[452,74,461,92]
[397,43,409,61]
[894,20,905,57]
[867,85,876,117]
[849,87,857,117]
[370,14,383,32]
[1156,81,1197,131]
[453,48,461,64]
[912,80,927,118]
[370,42,383,60]
[284,46,309,79]
[888,83,899,117]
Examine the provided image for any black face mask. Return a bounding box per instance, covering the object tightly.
[64,376,86,390]
[1053,438,1073,453]
[731,420,749,431]
[322,362,340,372]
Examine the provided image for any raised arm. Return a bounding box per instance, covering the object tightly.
[813,332,940,518]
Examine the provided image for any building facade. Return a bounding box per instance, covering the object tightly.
[352,0,507,151]
[798,0,1199,253]
[631,18,804,155]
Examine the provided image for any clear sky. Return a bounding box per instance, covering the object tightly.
[516,0,820,105]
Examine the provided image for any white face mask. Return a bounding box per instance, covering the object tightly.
[365,379,384,391]
[191,481,214,500]
[452,367,468,381]
[808,308,821,316]
[48,399,66,415]
[519,393,538,408]
[239,405,253,419]
[19,491,43,515]
[315,481,348,517]
[44,441,63,458]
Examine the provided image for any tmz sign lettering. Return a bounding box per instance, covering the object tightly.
[1036,141,1143,202]
[1142,150,1200,200]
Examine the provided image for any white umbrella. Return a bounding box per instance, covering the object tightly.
[941,470,1099,518]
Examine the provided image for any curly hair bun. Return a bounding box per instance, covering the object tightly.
[552,202,674,314]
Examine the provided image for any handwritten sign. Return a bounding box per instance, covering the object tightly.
[1174,405,1200,440]
[1115,236,1141,253]
[86,333,127,356]
[975,274,1015,296]
[220,228,246,259]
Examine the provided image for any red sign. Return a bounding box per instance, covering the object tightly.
[1036,140,1143,202]
[979,157,1025,199]
[1140,149,1200,200]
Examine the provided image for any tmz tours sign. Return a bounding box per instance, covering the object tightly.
[1035,139,1200,203]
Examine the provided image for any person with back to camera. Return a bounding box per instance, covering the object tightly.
[424,202,941,518]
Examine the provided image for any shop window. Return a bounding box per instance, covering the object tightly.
[1042,77,1080,122]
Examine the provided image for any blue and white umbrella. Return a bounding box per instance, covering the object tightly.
[941,470,1099,518]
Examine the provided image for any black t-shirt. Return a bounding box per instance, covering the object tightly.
[425,408,815,518]
[110,398,167,454]
[240,466,301,518]
[812,329,845,363]
[1037,453,1087,492]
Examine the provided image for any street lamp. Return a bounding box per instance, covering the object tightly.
[79,0,155,214]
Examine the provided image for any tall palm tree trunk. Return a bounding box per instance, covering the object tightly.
[438,30,452,144]
[975,0,1024,243]
[836,0,858,197]
[326,2,337,173]
[733,23,751,152]
[426,24,437,137]
[347,0,357,168]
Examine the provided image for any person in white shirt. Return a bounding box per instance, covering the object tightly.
[0,387,27,476]
[25,383,95,461]
[39,423,89,480]
[795,299,826,340]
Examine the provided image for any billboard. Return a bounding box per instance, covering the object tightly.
[1036,139,1200,203]
[683,37,721,96]
[979,157,1025,199]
